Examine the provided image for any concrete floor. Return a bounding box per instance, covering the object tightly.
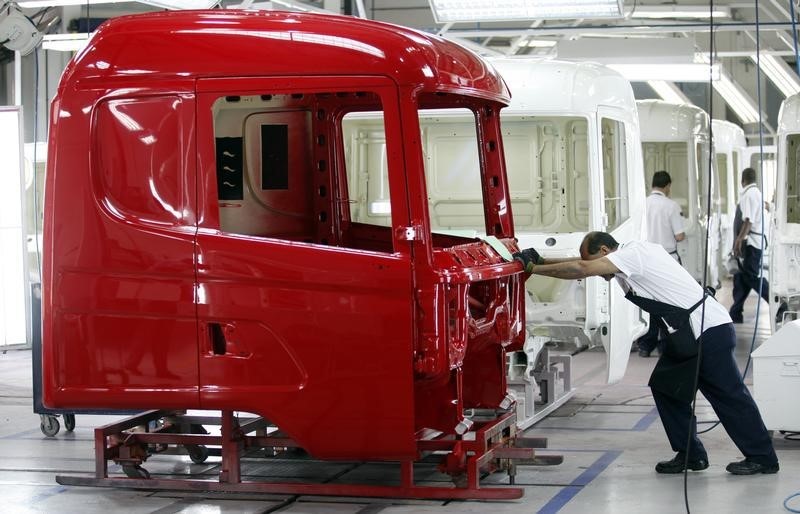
[1,281,798,514]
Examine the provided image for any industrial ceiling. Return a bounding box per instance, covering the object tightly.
[8,0,800,140]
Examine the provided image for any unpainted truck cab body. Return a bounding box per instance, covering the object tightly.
[770,93,800,330]
[42,11,525,461]
[712,119,747,278]
[637,100,721,287]
[489,58,647,384]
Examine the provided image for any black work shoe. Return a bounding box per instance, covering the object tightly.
[725,459,779,475]
[638,348,652,358]
[655,453,709,474]
[729,311,744,324]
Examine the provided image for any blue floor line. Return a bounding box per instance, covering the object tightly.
[536,450,622,514]
[26,485,67,504]
[631,407,660,431]
[537,406,660,432]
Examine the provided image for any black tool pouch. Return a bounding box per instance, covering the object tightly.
[624,290,711,402]
[660,297,706,361]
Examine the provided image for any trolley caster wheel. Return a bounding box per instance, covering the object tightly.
[122,464,151,479]
[187,444,210,464]
[63,414,76,432]
[40,415,60,437]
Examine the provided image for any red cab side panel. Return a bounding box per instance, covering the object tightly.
[43,88,199,409]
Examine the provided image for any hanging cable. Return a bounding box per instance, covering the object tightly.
[747,0,768,384]
[681,4,716,513]
[695,0,776,438]
[786,492,800,513]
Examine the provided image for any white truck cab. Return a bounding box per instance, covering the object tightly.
[770,93,800,330]
[343,58,647,427]
[490,58,647,397]
[638,100,721,288]
[712,119,746,278]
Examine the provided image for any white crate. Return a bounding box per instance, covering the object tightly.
[752,320,800,431]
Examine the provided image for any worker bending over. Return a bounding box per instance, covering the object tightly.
[514,232,778,475]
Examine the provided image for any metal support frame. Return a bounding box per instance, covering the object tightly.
[56,409,562,500]
[509,346,575,430]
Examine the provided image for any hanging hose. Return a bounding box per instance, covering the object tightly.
[786,492,800,513]
[695,0,775,438]
[681,6,717,513]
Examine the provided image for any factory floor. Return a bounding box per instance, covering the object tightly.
[1,283,797,514]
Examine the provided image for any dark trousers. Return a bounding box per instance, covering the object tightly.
[651,323,778,465]
[636,318,663,353]
[730,244,769,319]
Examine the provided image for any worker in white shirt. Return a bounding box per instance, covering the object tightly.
[729,168,769,323]
[513,233,779,475]
[646,170,686,262]
[636,170,686,357]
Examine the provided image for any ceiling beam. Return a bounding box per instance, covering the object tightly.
[443,21,800,39]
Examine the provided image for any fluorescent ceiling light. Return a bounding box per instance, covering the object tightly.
[750,54,800,97]
[648,81,692,104]
[524,39,557,48]
[262,0,333,13]
[41,33,94,52]
[630,6,731,19]
[714,73,760,124]
[608,63,719,82]
[428,0,623,23]
[694,53,761,123]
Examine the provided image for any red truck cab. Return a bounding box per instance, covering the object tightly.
[42,10,524,462]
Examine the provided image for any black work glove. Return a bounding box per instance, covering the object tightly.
[512,248,544,273]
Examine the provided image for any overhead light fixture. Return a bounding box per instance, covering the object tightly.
[41,33,93,52]
[714,73,761,124]
[630,5,731,19]
[428,0,623,23]
[648,81,692,104]
[695,53,762,124]
[524,39,557,48]
[264,0,334,14]
[607,63,719,82]
[750,54,800,97]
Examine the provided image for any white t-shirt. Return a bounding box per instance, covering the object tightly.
[739,184,766,249]
[646,191,685,256]
[606,240,731,339]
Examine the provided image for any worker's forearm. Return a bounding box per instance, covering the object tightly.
[531,261,591,280]
[736,220,752,241]
[541,256,581,265]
